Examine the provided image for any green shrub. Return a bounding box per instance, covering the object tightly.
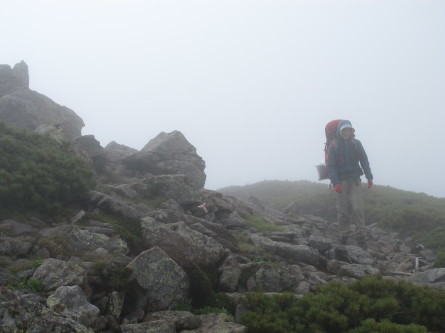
[0,122,95,214]
[239,275,445,333]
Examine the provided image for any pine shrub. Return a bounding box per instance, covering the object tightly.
[0,122,95,213]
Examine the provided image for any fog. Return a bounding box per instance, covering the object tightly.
[2,0,444,198]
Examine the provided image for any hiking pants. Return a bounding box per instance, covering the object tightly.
[336,178,365,240]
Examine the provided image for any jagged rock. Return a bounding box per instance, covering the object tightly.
[344,245,376,265]
[123,131,206,189]
[0,61,28,97]
[105,141,138,162]
[0,236,32,256]
[108,175,201,204]
[328,245,375,266]
[140,217,227,267]
[87,190,147,219]
[121,320,176,333]
[409,268,445,286]
[127,246,190,312]
[222,211,247,228]
[38,224,129,257]
[248,263,305,293]
[106,290,125,319]
[0,287,93,333]
[0,86,84,140]
[251,234,321,267]
[340,264,381,279]
[181,313,247,333]
[308,234,333,254]
[47,285,100,327]
[32,258,87,291]
[143,311,201,331]
[73,134,108,170]
[0,219,38,236]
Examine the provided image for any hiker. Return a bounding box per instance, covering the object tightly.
[327,120,373,248]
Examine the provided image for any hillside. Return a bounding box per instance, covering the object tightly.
[219,180,445,264]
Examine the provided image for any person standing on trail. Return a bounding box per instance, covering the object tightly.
[327,120,373,248]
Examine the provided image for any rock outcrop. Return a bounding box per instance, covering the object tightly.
[123,131,206,189]
[0,61,84,140]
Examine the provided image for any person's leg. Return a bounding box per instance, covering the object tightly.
[336,179,351,244]
[349,179,366,248]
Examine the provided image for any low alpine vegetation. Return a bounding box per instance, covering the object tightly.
[0,122,95,214]
[240,275,445,333]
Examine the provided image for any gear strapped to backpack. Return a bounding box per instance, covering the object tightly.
[316,119,362,181]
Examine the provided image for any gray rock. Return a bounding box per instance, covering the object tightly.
[140,217,227,267]
[181,313,247,333]
[87,190,146,219]
[106,291,125,320]
[345,245,376,265]
[144,311,201,331]
[121,320,176,333]
[47,285,100,327]
[0,61,28,97]
[32,258,86,291]
[127,246,190,312]
[340,264,381,279]
[0,88,84,140]
[123,131,206,189]
[105,141,138,162]
[0,219,38,236]
[0,237,32,256]
[409,268,445,284]
[39,224,129,256]
[251,235,320,267]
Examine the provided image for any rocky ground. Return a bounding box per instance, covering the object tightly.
[1,179,444,332]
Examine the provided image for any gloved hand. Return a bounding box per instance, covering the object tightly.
[367,179,373,188]
[334,184,342,193]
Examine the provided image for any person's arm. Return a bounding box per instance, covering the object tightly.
[357,140,373,180]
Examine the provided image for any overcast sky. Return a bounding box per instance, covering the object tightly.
[2,0,444,198]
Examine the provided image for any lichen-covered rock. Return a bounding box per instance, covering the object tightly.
[121,320,176,333]
[87,190,148,219]
[181,313,247,333]
[47,285,100,327]
[39,224,129,257]
[144,311,201,331]
[32,258,86,291]
[127,246,190,312]
[0,88,84,140]
[123,131,206,189]
[251,234,321,267]
[140,217,227,267]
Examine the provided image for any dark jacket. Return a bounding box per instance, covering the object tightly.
[327,120,373,186]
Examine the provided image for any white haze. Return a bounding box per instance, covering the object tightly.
[2,0,444,198]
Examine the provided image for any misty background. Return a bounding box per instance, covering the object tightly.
[2,0,444,198]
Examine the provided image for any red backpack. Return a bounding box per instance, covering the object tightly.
[316,119,342,180]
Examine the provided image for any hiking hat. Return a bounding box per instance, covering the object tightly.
[339,121,354,132]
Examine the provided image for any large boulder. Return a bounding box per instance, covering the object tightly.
[0,61,84,140]
[32,258,87,292]
[127,246,190,312]
[0,61,29,97]
[140,217,227,267]
[47,285,100,327]
[123,131,206,189]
